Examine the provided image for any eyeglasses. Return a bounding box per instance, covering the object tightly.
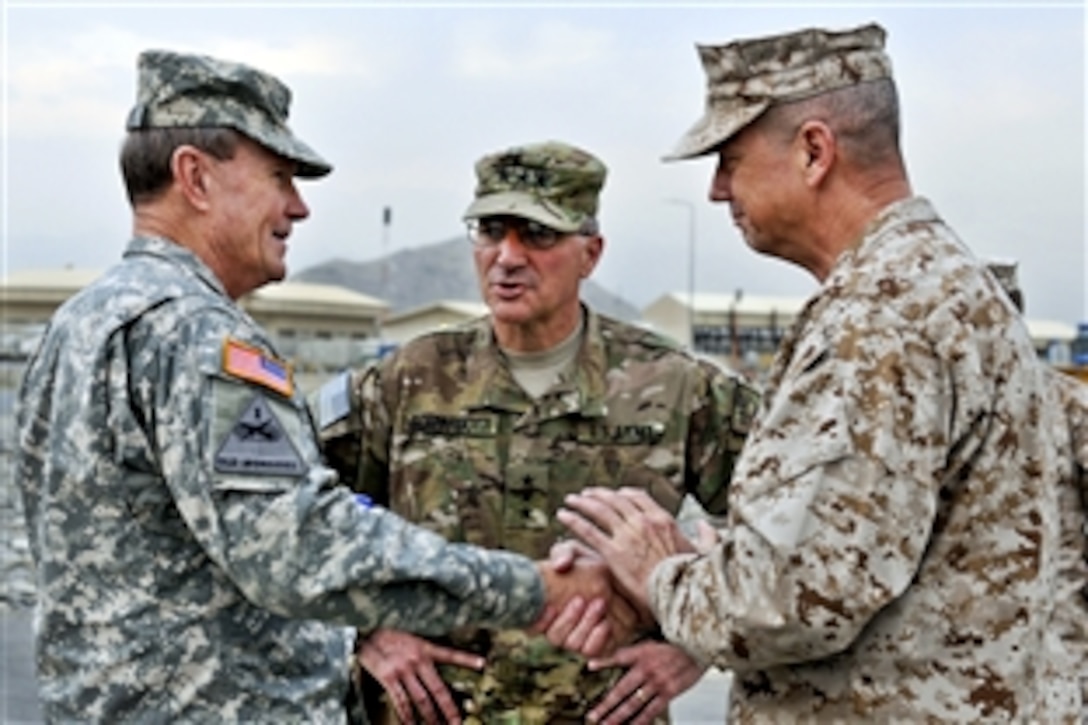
[466,217,571,251]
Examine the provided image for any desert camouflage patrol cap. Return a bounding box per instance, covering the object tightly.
[665,22,893,161]
[125,49,332,178]
[463,141,606,233]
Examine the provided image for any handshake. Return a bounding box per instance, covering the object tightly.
[530,486,718,657]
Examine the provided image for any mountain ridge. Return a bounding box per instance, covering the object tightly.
[292,236,639,321]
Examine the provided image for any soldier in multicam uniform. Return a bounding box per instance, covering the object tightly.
[316,140,759,724]
[559,22,1082,721]
[15,51,633,723]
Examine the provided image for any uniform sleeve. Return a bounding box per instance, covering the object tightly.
[651,325,949,670]
[685,361,760,517]
[134,307,544,633]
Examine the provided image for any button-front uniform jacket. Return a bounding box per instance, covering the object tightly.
[318,309,759,721]
[16,236,544,724]
[648,197,1080,722]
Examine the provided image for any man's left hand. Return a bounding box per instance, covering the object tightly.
[557,487,696,612]
[586,640,707,725]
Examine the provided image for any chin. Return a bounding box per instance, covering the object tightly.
[489,300,532,324]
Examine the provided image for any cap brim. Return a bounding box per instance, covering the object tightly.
[662,103,769,162]
[245,126,332,179]
[462,191,583,233]
[269,134,332,179]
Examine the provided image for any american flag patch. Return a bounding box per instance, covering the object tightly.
[222,338,294,398]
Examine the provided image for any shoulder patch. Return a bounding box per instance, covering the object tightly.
[222,337,293,397]
[215,394,305,475]
[317,371,352,430]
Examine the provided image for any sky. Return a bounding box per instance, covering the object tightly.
[2,1,1085,323]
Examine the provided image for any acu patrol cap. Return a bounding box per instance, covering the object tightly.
[463,141,606,233]
[126,49,332,178]
[665,22,893,161]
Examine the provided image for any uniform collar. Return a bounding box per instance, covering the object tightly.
[123,234,231,299]
[464,305,609,420]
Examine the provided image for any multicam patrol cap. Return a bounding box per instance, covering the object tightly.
[665,22,893,161]
[126,49,332,178]
[463,141,607,233]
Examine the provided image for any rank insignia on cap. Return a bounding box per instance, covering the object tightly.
[222,338,294,398]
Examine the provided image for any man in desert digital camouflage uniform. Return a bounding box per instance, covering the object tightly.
[988,260,1088,722]
[560,23,1081,721]
[317,141,759,724]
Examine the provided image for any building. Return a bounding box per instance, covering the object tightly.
[642,291,807,372]
[380,300,488,345]
[0,268,389,373]
[642,290,1077,374]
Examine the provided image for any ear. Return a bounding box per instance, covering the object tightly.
[796,120,835,188]
[580,234,604,278]
[171,145,214,212]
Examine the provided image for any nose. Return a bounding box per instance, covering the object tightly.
[287,183,310,221]
[494,228,529,267]
[709,160,732,203]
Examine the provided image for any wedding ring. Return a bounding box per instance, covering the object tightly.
[636,687,647,702]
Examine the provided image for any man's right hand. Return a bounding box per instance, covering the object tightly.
[532,543,654,657]
[356,629,484,725]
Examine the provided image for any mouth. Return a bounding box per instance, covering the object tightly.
[490,279,529,300]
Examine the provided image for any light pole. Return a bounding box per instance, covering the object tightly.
[664,198,696,349]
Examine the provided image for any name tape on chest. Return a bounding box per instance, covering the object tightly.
[408,414,497,438]
[405,413,664,444]
[222,337,294,398]
[215,394,305,475]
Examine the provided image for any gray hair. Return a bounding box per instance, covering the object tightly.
[761,78,901,169]
[119,127,242,205]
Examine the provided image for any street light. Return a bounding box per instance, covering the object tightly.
[664,198,696,349]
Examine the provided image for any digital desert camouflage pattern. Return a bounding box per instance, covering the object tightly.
[665,23,893,161]
[986,260,1088,716]
[462,141,606,233]
[1050,368,1088,717]
[648,197,1081,721]
[126,49,331,178]
[16,235,545,723]
[319,309,759,723]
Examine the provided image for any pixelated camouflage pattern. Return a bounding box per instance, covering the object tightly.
[320,309,759,723]
[15,235,544,723]
[126,49,332,178]
[649,197,1081,721]
[665,23,892,161]
[1050,368,1088,718]
[462,141,607,233]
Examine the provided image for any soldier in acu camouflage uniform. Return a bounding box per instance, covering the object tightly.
[15,51,631,724]
[559,22,1083,721]
[316,140,759,724]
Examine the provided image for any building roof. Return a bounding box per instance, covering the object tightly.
[2,267,386,311]
[2,267,105,291]
[384,299,488,325]
[653,291,810,314]
[1025,319,1076,342]
[248,280,387,310]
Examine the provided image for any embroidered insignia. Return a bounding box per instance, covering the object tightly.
[222,338,293,397]
[215,394,305,475]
